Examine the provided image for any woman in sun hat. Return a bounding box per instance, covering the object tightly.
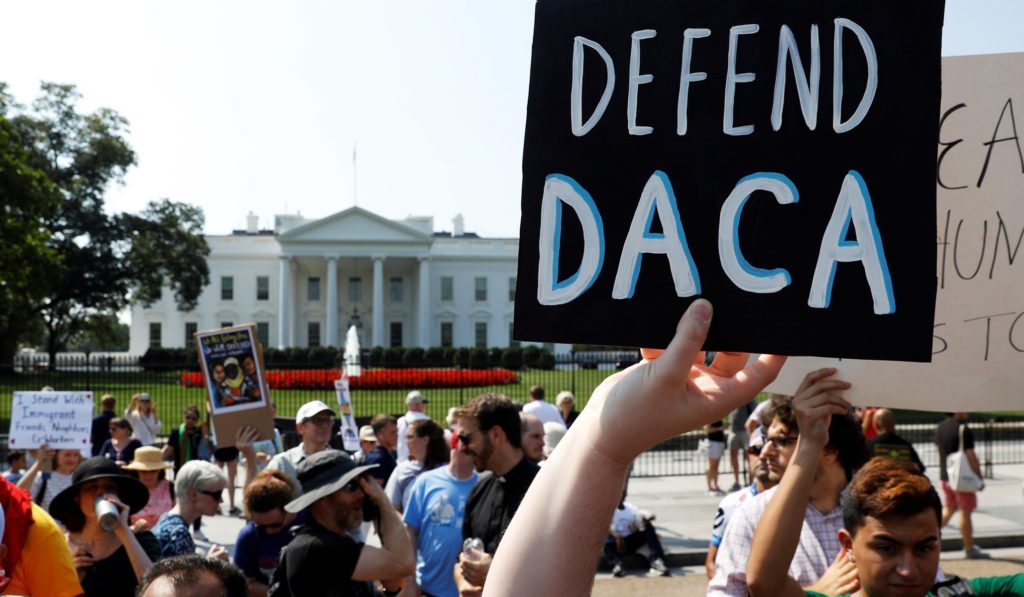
[121,446,174,532]
[49,456,160,596]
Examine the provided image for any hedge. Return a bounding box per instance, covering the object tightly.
[143,345,556,371]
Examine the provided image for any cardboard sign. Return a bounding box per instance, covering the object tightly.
[514,0,945,362]
[768,52,1024,410]
[9,391,93,449]
[194,325,276,442]
[334,378,360,452]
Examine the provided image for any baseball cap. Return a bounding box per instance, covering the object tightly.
[296,400,336,423]
[138,393,151,402]
[406,390,428,405]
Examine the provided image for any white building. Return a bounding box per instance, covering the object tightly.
[129,208,559,354]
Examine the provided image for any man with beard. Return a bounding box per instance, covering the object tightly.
[706,426,778,579]
[520,412,546,463]
[453,394,539,596]
[268,450,414,597]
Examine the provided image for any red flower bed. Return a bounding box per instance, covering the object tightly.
[180,368,519,391]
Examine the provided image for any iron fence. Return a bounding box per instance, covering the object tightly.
[2,354,1023,477]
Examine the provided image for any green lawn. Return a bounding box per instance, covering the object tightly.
[3,367,1020,434]
[0,367,617,430]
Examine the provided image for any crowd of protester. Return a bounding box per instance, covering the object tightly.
[8,318,1021,597]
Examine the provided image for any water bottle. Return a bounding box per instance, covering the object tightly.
[94,496,120,532]
[462,537,484,562]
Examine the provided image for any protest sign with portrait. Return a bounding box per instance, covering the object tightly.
[194,324,276,441]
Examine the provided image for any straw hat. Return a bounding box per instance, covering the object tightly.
[122,446,173,471]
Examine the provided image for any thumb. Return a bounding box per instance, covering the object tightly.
[654,299,713,383]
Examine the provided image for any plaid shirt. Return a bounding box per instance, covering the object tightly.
[707,485,843,597]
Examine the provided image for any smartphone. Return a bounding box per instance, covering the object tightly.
[362,495,380,523]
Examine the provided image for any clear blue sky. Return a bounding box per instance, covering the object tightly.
[2,0,1020,238]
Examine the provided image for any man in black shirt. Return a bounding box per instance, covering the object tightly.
[868,408,925,473]
[268,450,414,597]
[935,412,987,559]
[453,393,540,595]
[366,414,398,486]
[90,394,117,456]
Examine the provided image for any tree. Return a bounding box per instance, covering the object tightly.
[65,313,130,353]
[1,82,209,366]
[0,84,63,366]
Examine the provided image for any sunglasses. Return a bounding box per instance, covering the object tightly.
[747,444,766,455]
[253,513,288,530]
[765,435,799,449]
[197,489,223,502]
[308,416,335,427]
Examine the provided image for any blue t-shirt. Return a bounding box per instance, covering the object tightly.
[153,512,195,558]
[402,466,479,597]
[233,519,296,584]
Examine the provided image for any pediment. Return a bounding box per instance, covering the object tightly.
[279,207,431,244]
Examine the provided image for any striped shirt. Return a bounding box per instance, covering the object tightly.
[708,485,843,597]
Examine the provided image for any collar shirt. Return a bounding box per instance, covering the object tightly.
[462,456,539,555]
[708,485,843,597]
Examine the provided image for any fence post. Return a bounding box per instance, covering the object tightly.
[570,351,576,395]
[983,419,994,479]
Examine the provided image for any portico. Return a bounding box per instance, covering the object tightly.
[276,208,433,349]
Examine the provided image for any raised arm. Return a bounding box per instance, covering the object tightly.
[485,300,785,596]
[747,368,850,597]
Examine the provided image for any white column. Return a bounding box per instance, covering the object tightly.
[326,256,339,348]
[278,256,292,348]
[372,256,385,347]
[418,257,431,348]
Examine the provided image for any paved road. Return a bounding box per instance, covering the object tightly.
[592,548,1024,596]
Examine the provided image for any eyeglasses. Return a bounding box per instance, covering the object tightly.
[307,416,335,427]
[765,435,799,449]
[197,489,223,502]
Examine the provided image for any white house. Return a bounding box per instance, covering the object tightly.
[129,207,562,355]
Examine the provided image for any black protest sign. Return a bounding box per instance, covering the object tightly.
[514,0,944,361]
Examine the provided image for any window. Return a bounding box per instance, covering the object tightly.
[474,277,487,302]
[221,322,233,328]
[256,322,270,346]
[308,321,321,347]
[390,322,403,348]
[508,276,517,302]
[148,323,162,349]
[308,277,321,301]
[441,322,453,348]
[474,322,487,348]
[221,276,234,301]
[440,276,454,302]
[349,277,362,302]
[184,322,198,344]
[389,277,403,302]
[509,321,520,348]
[257,276,270,301]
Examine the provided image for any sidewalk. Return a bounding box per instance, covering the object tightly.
[623,463,1024,568]
[194,464,1024,569]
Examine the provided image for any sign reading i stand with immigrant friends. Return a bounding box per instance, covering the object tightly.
[514,0,945,362]
[9,391,93,450]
